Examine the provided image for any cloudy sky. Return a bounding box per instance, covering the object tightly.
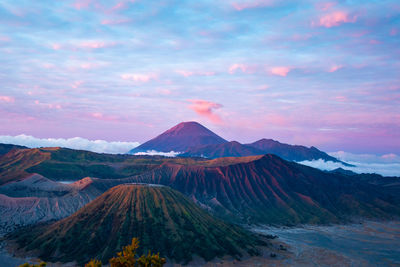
[0,0,399,155]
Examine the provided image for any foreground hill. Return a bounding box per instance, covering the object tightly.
[9,184,264,265]
[130,121,227,153]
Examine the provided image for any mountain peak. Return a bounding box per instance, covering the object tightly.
[130,122,227,153]
[163,121,216,136]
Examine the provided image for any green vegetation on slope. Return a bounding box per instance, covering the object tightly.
[10,185,264,265]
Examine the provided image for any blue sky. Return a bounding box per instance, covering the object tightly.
[0,0,399,154]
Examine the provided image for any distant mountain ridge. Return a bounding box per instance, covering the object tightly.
[181,141,266,158]
[129,122,345,163]
[246,138,344,163]
[0,143,27,156]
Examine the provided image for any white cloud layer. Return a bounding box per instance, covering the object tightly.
[329,151,400,164]
[134,150,181,157]
[298,151,400,177]
[0,134,140,154]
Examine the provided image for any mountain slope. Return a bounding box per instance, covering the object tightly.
[0,143,28,157]
[181,141,266,158]
[130,122,227,153]
[0,174,101,234]
[247,138,342,163]
[0,147,166,185]
[10,184,264,264]
[0,148,51,185]
[124,155,400,225]
[1,146,398,227]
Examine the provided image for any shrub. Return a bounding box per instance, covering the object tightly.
[18,262,46,267]
[85,259,102,267]
[84,238,167,267]
[109,238,166,267]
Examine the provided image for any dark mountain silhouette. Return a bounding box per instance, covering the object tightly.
[9,184,264,264]
[328,167,358,176]
[181,138,348,164]
[129,121,227,153]
[181,141,265,158]
[246,138,343,163]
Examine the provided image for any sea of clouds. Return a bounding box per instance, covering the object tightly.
[0,134,140,154]
[299,151,400,177]
[133,150,181,157]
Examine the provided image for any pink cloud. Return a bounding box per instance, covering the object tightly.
[121,73,157,82]
[188,99,223,124]
[316,11,356,28]
[291,33,313,41]
[110,1,137,11]
[78,41,108,49]
[101,18,131,25]
[369,39,381,45]
[91,112,103,119]
[334,96,348,102]
[269,66,291,77]
[52,43,61,50]
[381,153,398,160]
[111,2,126,11]
[229,63,249,74]
[176,70,194,77]
[89,112,120,122]
[34,100,62,109]
[71,81,84,88]
[232,0,275,11]
[52,41,115,51]
[73,0,91,10]
[176,70,216,77]
[329,65,343,72]
[42,63,55,69]
[262,113,289,126]
[315,2,336,11]
[0,36,10,42]
[156,89,172,96]
[0,95,15,103]
[348,30,368,38]
[73,0,92,10]
[390,28,398,36]
[80,62,104,69]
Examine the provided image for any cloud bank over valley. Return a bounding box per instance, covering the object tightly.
[299,151,400,176]
[0,134,139,154]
